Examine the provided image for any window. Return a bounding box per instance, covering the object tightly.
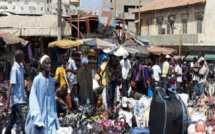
[196,12,203,33]
[157,16,163,34]
[111,0,113,3]
[146,17,152,35]
[167,15,175,34]
[182,14,188,34]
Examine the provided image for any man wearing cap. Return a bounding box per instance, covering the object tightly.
[5,50,29,134]
[193,57,207,100]
[162,55,171,89]
[25,55,60,134]
[120,53,131,97]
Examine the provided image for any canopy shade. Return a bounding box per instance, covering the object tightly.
[122,39,149,57]
[0,33,28,46]
[0,15,71,37]
[146,46,176,55]
[48,40,82,49]
[79,38,113,50]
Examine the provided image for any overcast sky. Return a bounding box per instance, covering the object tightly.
[80,0,102,8]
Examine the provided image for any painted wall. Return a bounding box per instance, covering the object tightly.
[135,2,215,46]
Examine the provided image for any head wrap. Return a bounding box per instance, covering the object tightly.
[82,57,88,65]
[40,54,49,64]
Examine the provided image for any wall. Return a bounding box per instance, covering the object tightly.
[135,3,215,46]
[138,4,205,36]
[201,0,215,44]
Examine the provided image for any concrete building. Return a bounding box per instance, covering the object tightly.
[134,0,215,54]
[103,0,154,33]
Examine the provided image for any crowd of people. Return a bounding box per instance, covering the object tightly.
[2,48,214,133]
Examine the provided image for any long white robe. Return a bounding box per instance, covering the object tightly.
[25,73,60,134]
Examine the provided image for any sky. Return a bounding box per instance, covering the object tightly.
[80,0,102,8]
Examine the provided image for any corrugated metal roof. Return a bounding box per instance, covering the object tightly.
[134,0,206,13]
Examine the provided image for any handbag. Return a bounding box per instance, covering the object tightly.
[113,114,127,131]
[98,120,112,131]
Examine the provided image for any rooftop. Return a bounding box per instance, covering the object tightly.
[134,0,206,13]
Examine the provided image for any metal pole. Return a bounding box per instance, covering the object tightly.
[179,29,182,57]
[57,0,62,41]
[113,0,116,44]
[138,0,141,36]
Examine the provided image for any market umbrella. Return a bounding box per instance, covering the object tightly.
[79,38,113,50]
[0,33,28,46]
[122,39,149,57]
[146,46,176,55]
[48,40,82,49]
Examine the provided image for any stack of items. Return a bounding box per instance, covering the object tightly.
[57,95,152,134]
[188,95,215,134]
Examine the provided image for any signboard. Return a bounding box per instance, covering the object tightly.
[97,6,116,34]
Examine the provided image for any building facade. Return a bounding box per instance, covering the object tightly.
[134,0,215,53]
[103,0,154,33]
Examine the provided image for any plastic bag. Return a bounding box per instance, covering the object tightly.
[148,87,153,98]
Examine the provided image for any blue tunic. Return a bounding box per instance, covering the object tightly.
[25,73,60,134]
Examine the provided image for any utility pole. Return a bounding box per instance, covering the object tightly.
[138,0,141,36]
[179,29,182,57]
[113,0,116,44]
[57,0,62,41]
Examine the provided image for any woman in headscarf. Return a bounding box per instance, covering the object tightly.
[25,55,60,134]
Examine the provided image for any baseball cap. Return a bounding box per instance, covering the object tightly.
[122,97,128,108]
[165,55,171,59]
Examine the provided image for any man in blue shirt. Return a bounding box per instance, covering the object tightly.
[5,50,29,134]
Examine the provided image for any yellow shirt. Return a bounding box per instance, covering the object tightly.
[100,62,107,86]
[162,61,169,77]
[54,67,66,89]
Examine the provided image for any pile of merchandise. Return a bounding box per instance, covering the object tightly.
[58,95,152,134]
[187,94,215,134]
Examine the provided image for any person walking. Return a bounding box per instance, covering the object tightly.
[25,55,60,134]
[5,50,29,134]
[193,57,207,100]
[169,58,177,91]
[100,56,109,110]
[162,55,171,89]
[152,61,161,87]
[120,54,131,97]
[175,58,183,93]
[54,59,66,90]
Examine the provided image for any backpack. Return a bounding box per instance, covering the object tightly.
[149,87,189,134]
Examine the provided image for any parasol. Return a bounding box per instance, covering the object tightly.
[48,40,82,49]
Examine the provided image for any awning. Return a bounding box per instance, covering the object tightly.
[122,39,149,57]
[48,40,82,49]
[0,33,28,46]
[146,46,176,55]
[204,54,215,60]
[78,38,113,50]
[185,55,196,61]
[0,15,71,37]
